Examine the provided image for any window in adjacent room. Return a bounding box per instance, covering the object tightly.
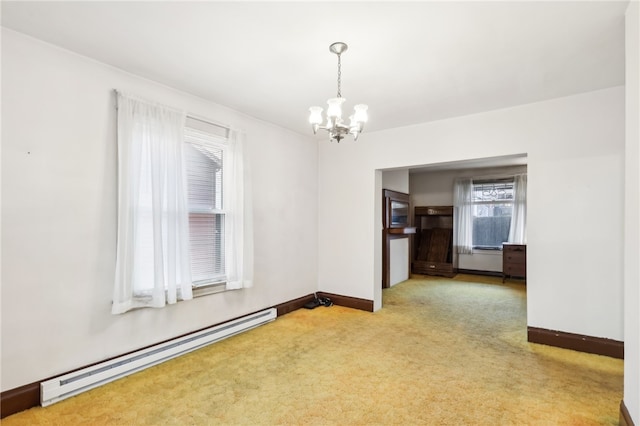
[471,179,514,249]
[454,173,526,256]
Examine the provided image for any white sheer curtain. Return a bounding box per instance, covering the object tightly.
[453,178,474,256]
[112,92,193,314]
[224,130,253,290]
[508,173,527,244]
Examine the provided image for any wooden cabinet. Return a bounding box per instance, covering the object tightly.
[382,190,416,288]
[412,206,455,278]
[503,243,526,282]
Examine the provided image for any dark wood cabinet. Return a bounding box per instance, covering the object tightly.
[412,206,455,278]
[503,243,526,282]
[382,190,416,288]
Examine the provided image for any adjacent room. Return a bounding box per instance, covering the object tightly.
[1,1,639,424]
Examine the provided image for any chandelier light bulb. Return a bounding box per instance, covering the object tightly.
[353,104,368,124]
[327,97,345,118]
[309,106,323,124]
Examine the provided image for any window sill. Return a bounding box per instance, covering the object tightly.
[470,248,503,255]
[193,282,227,298]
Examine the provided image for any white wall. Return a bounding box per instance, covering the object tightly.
[624,1,640,423]
[318,86,624,342]
[410,165,526,207]
[382,169,409,193]
[0,30,318,391]
[410,165,527,272]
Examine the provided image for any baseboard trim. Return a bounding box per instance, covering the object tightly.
[620,400,635,426]
[274,292,373,314]
[456,269,503,278]
[274,294,316,316]
[317,292,374,312]
[1,382,40,419]
[527,327,624,359]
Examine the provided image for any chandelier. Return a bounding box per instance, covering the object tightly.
[309,42,368,143]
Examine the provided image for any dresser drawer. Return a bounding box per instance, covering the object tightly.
[413,260,455,277]
[504,251,526,264]
[427,261,453,273]
[504,264,526,277]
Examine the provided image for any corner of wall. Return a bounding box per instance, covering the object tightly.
[624,0,640,424]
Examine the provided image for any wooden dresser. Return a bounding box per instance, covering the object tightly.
[502,243,526,282]
[412,206,455,278]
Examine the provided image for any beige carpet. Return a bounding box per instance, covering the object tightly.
[3,274,623,425]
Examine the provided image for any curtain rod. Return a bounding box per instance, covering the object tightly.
[186,114,230,132]
[114,89,231,132]
[455,171,526,183]
[473,176,516,184]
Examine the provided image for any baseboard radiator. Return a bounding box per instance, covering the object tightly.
[41,308,277,407]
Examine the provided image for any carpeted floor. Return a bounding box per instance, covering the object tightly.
[3,274,624,425]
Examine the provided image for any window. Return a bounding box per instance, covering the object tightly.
[471,180,514,249]
[183,117,252,293]
[184,122,229,291]
[454,174,526,256]
[113,92,252,314]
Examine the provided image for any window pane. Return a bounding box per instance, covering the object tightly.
[185,142,223,211]
[473,182,513,202]
[473,215,511,248]
[189,213,225,284]
[472,181,513,248]
[185,126,227,286]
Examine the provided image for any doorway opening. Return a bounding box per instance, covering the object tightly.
[377,154,528,308]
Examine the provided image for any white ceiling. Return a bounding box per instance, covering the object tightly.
[1,1,628,139]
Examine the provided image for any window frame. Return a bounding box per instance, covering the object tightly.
[470,178,515,250]
[184,120,230,296]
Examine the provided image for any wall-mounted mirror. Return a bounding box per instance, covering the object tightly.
[383,189,411,229]
[390,200,409,227]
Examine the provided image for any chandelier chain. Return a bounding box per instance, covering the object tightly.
[337,53,342,98]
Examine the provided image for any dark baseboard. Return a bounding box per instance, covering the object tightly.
[1,382,40,419]
[456,269,503,278]
[527,327,624,359]
[275,292,374,313]
[620,400,635,426]
[274,294,316,316]
[317,291,374,312]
